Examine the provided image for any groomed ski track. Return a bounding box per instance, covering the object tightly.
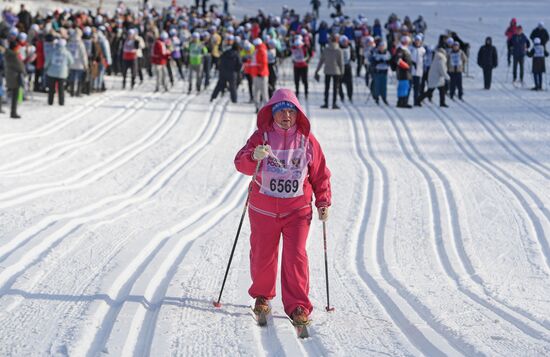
[1,0,550,355]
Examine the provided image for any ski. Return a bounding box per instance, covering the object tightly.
[290,319,311,339]
[251,307,270,327]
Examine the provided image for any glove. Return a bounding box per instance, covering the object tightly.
[253,145,270,161]
[314,72,320,82]
[318,207,329,222]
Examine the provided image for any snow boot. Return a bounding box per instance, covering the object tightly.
[291,306,310,326]
[253,297,271,315]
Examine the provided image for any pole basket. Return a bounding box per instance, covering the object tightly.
[325,306,335,312]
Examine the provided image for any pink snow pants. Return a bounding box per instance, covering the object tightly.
[248,206,313,317]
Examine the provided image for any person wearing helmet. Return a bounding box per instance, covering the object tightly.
[45,39,74,106]
[527,37,549,90]
[338,34,355,103]
[291,37,310,99]
[152,32,171,92]
[188,32,207,93]
[234,88,331,328]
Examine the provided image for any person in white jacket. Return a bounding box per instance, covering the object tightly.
[67,28,89,97]
[410,34,426,106]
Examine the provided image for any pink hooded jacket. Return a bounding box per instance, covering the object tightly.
[234,88,331,217]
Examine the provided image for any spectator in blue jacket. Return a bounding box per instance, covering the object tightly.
[45,39,74,106]
[317,21,329,51]
[510,25,530,83]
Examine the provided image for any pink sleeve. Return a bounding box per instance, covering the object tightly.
[234,130,263,176]
[307,134,332,208]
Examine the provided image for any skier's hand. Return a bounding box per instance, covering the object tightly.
[318,207,329,222]
[253,145,270,161]
[314,72,320,82]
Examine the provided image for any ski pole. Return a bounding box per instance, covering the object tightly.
[323,221,335,312]
[213,160,261,308]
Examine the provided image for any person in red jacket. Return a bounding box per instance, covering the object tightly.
[122,28,139,89]
[34,33,45,92]
[151,31,170,92]
[251,38,269,112]
[234,88,331,326]
[505,18,518,66]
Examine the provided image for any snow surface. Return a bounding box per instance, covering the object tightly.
[1,0,550,356]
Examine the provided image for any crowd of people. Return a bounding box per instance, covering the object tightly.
[0,1,548,119]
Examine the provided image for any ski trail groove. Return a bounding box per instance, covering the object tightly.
[455,100,549,179]
[0,93,190,209]
[0,92,120,148]
[0,95,211,292]
[497,81,550,122]
[343,102,459,356]
[0,91,153,175]
[426,106,550,273]
[68,99,231,356]
[0,93,193,263]
[387,105,550,339]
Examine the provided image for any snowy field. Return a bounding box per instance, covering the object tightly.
[1,0,550,356]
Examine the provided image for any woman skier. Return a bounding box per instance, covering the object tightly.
[234,88,331,327]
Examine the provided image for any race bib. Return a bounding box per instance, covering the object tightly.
[52,53,64,66]
[260,138,309,199]
[450,52,462,67]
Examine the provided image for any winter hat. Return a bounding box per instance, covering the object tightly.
[339,35,349,44]
[301,28,308,35]
[227,26,235,33]
[58,38,67,47]
[17,32,27,41]
[169,28,177,36]
[9,27,19,37]
[128,28,137,36]
[272,101,297,115]
[452,40,460,47]
[268,38,276,47]
[83,26,92,36]
[160,31,169,40]
[243,40,252,50]
[245,23,252,30]
[400,35,410,44]
[192,32,200,39]
[226,34,235,42]
[446,37,454,46]
[534,37,541,45]
[414,34,423,42]
[294,38,303,47]
[253,38,263,46]
[538,21,544,27]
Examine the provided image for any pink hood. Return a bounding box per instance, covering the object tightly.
[256,88,311,137]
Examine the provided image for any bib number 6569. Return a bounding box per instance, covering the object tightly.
[270,179,299,193]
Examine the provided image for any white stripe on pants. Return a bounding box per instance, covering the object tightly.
[153,64,168,90]
[253,75,269,109]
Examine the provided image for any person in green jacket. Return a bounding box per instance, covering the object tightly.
[187,32,207,93]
